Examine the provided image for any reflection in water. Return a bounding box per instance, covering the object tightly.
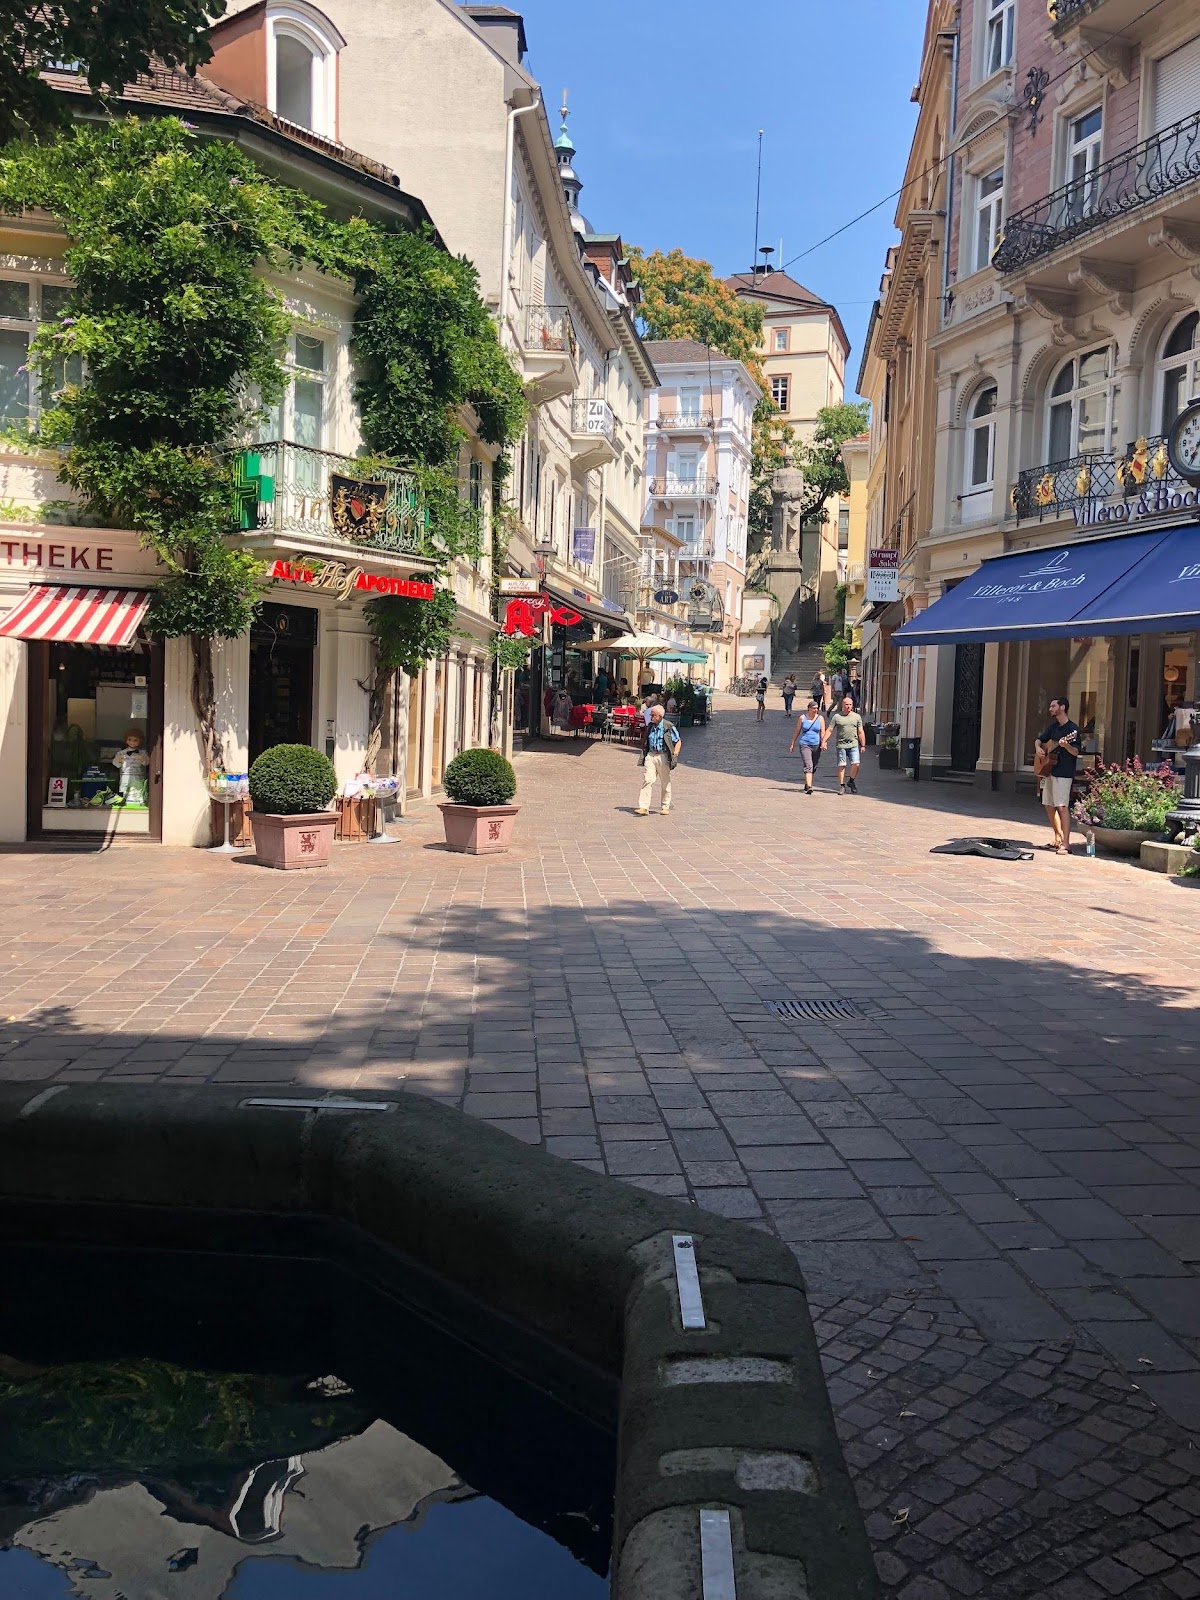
[2,1388,606,1599]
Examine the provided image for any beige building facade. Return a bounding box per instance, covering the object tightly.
[726,268,852,626]
[885,0,1200,785]
[640,340,760,689]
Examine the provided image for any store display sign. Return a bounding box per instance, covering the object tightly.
[329,473,388,542]
[498,577,540,596]
[867,548,900,602]
[502,594,583,638]
[571,527,596,566]
[47,776,67,806]
[653,588,680,605]
[269,558,434,603]
[130,690,148,720]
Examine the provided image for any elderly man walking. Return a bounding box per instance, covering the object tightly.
[636,703,681,816]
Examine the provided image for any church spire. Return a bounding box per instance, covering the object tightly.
[555,87,585,231]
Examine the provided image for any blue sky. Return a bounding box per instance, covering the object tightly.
[509,0,929,395]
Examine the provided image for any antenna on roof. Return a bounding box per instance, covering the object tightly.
[752,130,763,276]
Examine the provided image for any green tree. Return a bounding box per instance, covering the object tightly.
[790,401,870,527]
[0,0,222,144]
[629,245,790,549]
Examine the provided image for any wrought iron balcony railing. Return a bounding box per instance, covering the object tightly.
[523,303,578,362]
[648,475,714,499]
[571,397,615,440]
[233,440,428,553]
[994,110,1200,274]
[655,410,715,431]
[1011,435,1185,523]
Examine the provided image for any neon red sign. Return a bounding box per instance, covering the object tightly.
[502,594,583,636]
[269,559,435,601]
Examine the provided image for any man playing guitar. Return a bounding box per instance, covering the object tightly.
[1035,696,1082,856]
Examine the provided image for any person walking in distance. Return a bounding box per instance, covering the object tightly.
[811,667,827,715]
[788,699,827,796]
[755,676,768,722]
[831,694,866,794]
[1035,695,1081,856]
[636,704,681,817]
[781,674,797,716]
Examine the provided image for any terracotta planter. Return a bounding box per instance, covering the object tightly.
[1090,826,1160,857]
[249,811,336,869]
[439,803,520,855]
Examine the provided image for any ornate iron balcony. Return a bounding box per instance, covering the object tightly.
[648,475,714,499]
[1011,435,1184,523]
[655,411,715,430]
[994,110,1200,274]
[523,303,578,362]
[233,440,429,553]
[1046,0,1097,22]
[571,397,615,440]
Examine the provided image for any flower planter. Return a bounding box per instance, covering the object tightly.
[439,803,520,855]
[878,747,899,770]
[1090,826,1160,857]
[249,811,336,869]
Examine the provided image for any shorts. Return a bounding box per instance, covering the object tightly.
[800,745,821,774]
[836,745,859,769]
[1041,775,1072,807]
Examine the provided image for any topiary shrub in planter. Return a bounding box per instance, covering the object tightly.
[439,748,519,854]
[247,745,338,869]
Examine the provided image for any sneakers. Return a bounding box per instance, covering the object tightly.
[838,783,846,795]
[847,777,858,794]
[635,809,649,817]
[660,807,671,815]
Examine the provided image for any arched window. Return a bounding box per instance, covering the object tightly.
[1046,345,1116,461]
[967,385,998,491]
[266,6,343,138]
[1158,310,1199,436]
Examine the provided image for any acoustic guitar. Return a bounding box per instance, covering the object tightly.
[1033,730,1078,779]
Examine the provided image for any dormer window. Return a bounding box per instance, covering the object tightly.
[266,4,343,138]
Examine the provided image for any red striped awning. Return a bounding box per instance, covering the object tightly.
[0,585,151,647]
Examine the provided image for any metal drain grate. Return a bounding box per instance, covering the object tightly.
[767,997,866,1022]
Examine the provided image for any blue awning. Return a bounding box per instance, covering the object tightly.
[892,525,1199,646]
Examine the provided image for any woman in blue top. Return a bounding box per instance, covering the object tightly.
[788,699,828,796]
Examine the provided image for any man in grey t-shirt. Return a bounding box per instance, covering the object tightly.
[831,697,866,794]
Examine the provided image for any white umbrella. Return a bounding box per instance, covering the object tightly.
[573,631,679,685]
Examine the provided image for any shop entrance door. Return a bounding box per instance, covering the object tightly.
[249,603,316,763]
[950,642,984,772]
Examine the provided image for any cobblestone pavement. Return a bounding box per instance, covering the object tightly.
[2,695,1199,1596]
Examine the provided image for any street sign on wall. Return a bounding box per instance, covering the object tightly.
[867,548,900,603]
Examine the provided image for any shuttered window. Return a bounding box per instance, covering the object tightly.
[1153,34,1200,135]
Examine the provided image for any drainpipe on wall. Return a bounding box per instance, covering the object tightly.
[941,20,961,324]
[493,94,541,751]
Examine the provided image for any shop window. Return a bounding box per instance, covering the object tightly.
[1046,345,1116,462]
[1020,638,1103,768]
[43,641,152,834]
[1159,310,1200,436]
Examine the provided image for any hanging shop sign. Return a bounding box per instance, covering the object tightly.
[867,548,900,603]
[571,527,597,566]
[653,588,680,605]
[329,473,389,543]
[268,558,434,603]
[502,593,583,637]
[684,578,723,633]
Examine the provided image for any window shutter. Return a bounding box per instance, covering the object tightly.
[531,242,546,306]
[1154,35,1200,134]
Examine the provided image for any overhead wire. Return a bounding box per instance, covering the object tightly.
[777,0,1174,274]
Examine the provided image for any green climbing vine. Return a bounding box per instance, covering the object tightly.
[0,114,526,766]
